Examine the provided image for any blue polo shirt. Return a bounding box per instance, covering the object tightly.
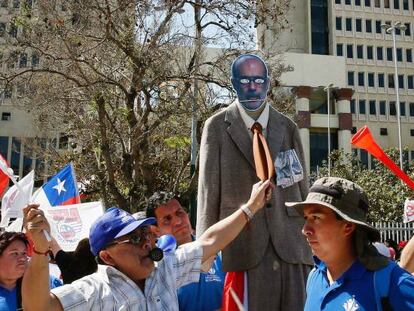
[305,257,414,311]
[0,286,17,311]
[178,252,225,311]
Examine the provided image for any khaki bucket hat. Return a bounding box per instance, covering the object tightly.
[286,177,380,242]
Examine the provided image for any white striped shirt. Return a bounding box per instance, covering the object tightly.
[52,241,203,311]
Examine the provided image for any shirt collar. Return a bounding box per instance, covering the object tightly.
[236,100,269,132]
[313,256,366,282]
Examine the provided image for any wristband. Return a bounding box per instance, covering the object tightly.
[33,247,50,256]
[240,204,254,222]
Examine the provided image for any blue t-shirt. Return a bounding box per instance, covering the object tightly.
[0,276,62,311]
[178,253,225,311]
[305,257,414,311]
[0,286,17,311]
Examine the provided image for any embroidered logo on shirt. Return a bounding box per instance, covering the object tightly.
[343,297,359,311]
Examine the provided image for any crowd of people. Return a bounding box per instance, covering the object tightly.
[1,54,414,311]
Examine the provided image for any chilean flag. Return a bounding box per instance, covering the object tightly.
[31,163,80,207]
[0,153,12,198]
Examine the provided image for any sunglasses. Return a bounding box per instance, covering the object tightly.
[238,76,267,85]
[106,227,153,248]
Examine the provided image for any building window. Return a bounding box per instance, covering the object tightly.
[19,53,27,68]
[346,18,352,31]
[384,0,390,8]
[348,71,355,86]
[394,0,400,9]
[397,48,403,62]
[336,17,342,30]
[356,0,361,5]
[58,134,69,149]
[377,46,383,60]
[390,101,396,115]
[345,0,351,4]
[311,0,329,55]
[369,100,376,115]
[378,73,385,87]
[408,75,414,89]
[335,0,341,3]
[388,74,395,88]
[396,27,402,35]
[337,44,343,56]
[380,101,386,115]
[31,53,39,67]
[366,19,372,33]
[356,19,362,32]
[407,49,413,63]
[410,129,414,136]
[375,20,382,33]
[380,128,388,135]
[352,127,357,134]
[367,46,373,59]
[400,102,406,116]
[351,99,356,114]
[398,74,404,89]
[375,0,381,6]
[368,73,375,87]
[0,23,5,37]
[9,24,17,38]
[357,45,364,58]
[410,103,414,116]
[403,0,409,9]
[1,112,11,121]
[365,0,371,6]
[359,100,366,114]
[387,47,393,61]
[358,72,365,86]
[347,44,353,58]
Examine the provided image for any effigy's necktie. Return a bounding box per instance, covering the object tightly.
[251,122,275,181]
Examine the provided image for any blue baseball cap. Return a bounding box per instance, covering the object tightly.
[89,207,156,256]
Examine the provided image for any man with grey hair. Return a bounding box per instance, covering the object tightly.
[286,177,414,310]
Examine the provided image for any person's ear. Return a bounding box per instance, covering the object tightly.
[343,222,356,236]
[99,250,116,266]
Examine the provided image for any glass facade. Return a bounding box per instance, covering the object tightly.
[310,131,338,172]
[311,0,329,55]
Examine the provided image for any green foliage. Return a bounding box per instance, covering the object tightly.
[312,149,414,222]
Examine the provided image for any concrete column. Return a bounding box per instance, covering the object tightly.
[334,88,354,155]
[293,86,312,176]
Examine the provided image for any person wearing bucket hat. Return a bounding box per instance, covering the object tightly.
[21,179,273,311]
[286,177,414,311]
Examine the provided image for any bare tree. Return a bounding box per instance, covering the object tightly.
[1,0,292,212]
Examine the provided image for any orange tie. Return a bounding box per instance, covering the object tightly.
[251,122,275,181]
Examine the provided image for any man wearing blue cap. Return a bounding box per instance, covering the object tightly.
[21,180,273,311]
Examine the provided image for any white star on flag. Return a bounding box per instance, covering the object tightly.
[53,178,67,195]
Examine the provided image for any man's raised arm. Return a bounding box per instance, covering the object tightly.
[22,204,63,311]
[198,180,273,262]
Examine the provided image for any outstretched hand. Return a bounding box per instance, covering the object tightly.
[23,204,51,253]
[246,179,274,214]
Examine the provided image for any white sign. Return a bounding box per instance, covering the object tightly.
[403,199,414,223]
[43,201,104,251]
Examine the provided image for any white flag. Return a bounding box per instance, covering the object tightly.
[0,170,34,227]
[404,198,414,223]
[43,201,104,251]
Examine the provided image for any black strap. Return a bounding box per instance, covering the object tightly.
[16,277,22,310]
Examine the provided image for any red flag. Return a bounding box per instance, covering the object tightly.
[0,153,11,198]
[222,271,245,311]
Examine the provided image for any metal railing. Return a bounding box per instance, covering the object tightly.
[372,221,414,243]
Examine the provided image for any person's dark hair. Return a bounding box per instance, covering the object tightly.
[146,191,177,218]
[385,238,400,260]
[0,231,29,256]
[55,238,97,284]
[231,54,269,79]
